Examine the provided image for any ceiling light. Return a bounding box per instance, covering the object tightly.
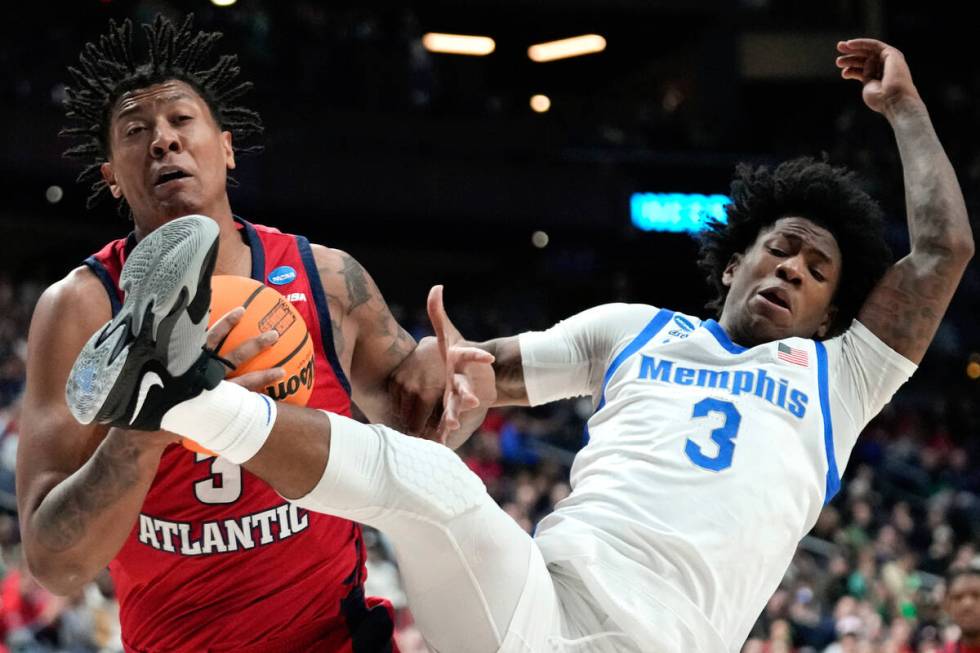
[530,94,551,113]
[528,34,606,62]
[422,33,495,56]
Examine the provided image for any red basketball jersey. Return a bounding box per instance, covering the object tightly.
[84,218,395,653]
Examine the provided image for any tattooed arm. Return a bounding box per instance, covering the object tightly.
[16,268,175,596]
[477,337,530,406]
[311,246,428,429]
[837,39,974,363]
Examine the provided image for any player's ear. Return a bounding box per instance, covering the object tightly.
[721,254,742,289]
[815,304,838,339]
[101,162,123,199]
[222,131,236,170]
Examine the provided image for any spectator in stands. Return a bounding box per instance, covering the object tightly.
[944,559,980,653]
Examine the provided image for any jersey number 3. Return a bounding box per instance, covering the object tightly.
[195,453,243,504]
[684,398,742,472]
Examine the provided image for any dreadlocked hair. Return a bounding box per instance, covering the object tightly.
[697,156,892,339]
[61,13,263,210]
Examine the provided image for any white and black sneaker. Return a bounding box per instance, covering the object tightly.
[66,215,226,431]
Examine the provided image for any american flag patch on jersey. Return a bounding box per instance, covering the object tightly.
[777,342,809,366]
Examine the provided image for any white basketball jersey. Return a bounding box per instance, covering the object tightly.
[520,304,916,652]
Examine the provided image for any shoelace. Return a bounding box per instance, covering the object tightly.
[203,346,236,372]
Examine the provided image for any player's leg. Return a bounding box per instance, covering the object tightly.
[293,411,563,653]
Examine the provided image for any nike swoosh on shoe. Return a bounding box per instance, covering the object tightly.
[131,371,164,426]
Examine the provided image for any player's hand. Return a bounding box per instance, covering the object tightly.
[388,335,447,437]
[206,307,285,392]
[427,285,496,447]
[836,38,922,118]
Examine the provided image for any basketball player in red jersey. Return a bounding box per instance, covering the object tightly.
[16,15,448,652]
[945,561,980,653]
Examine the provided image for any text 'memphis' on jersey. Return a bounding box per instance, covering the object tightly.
[519,303,916,652]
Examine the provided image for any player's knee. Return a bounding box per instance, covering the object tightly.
[375,425,489,521]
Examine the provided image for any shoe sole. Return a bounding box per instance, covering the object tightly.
[66,215,220,425]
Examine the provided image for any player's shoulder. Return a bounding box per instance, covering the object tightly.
[819,319,918,372]
[305,244,368,283]
[307,244,379,281]
[245,220,285,236]
[307,243,344,269]
[303,245,382,314]
[604,303,699,321]
[30,266,111,342]
[40,266,110,315]
[581,302,664,320]
[583,303,698,331]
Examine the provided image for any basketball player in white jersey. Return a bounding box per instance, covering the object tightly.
[64,38,972,651]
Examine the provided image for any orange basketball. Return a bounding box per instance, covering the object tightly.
[181,275,315,455]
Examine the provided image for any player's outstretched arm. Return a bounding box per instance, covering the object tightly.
[16,269,176,596]
[430,298,647,427]
[837,38,974,363]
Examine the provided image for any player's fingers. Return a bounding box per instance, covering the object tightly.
[835,54,866,69]
[437,417,459,443]
[451,347,495,366]
[434,417,454,446]
[443,390,462,432]
[229,367,284,392]
[427,285,450,356]
[453,374,481,410]
[837,41,870,54]
[444,388,460,421]
[224,329,279,368]
[841,67,865,81]
[428,285,465,355]
[206,306,245,349]
[839,38,886,52]
[459,391,480,411]
[862,51,883,78]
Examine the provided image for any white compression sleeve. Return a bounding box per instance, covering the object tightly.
[518,303,660,406]
[160,380,277,464]
[292,412,543,653]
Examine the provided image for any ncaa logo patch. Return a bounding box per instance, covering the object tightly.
[268,265,297,286]
[673,315,696,332]
[662,314,697,343]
